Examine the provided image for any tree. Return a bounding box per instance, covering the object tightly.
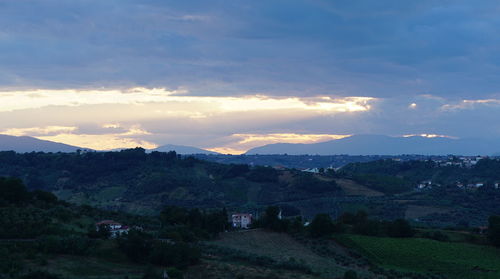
[0,177,29,204]
[32,190,58,204]
[117,230,153,262]
[88,224,111,239]
[261,206,286,231]
[387,219,414,238]
[344,270,357,279]
[149,242,200,269]
[160,206,189,226]
[488,215,500,247]
[309,214,334,238]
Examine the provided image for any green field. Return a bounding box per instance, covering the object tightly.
[207,230,372,278]
[341,235,500,279]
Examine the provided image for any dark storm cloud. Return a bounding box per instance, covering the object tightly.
[1,0,500,97]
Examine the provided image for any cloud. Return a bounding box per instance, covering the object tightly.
[2,2,500,153]
[208,133,351,154]
[440,99,500,111]
[1,126,77,137]
[1,1,500,98]
[402,134,457,139]
[0,88,374,114]
[0,93,500,153]
[38,134,157,150]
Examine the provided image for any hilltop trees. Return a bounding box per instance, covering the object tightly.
[159,206,229,240]
[0,177,29,205]
[488,215,500,247]
[309,214,336,238]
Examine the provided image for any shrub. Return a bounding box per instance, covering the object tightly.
[344,270,358,279]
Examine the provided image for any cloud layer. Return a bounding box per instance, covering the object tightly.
[1,1,500,152]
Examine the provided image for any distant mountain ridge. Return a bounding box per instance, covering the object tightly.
[0,134,218,154]
[151,144,219,155]
[0,134,83,153]
[246,135,500,156]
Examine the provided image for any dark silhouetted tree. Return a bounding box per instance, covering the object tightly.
[488,215,500,247]
[309,214,334,238]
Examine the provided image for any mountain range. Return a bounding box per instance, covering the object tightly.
[2,133,500,156]
[0,134,218,154]
[0,134,82,153]
[246,134,500,156]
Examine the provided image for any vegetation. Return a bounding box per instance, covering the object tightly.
[0,149,340,214]
[341,158,500,189]
[4,152,500,278]
[0,178,209,278]
[340,234,500,279]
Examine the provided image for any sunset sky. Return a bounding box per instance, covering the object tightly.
[1,1,500,154]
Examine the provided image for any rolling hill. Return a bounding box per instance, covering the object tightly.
[246,134,500,156]
[0,148,341,215]
[0,134,84,153]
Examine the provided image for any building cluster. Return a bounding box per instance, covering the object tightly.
[417,180,500,190]
[432,156,488,168]
[95,220,130,237]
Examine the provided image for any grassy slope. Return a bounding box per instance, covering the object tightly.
[342,235,500,279]
[335,178,384,197]
[207,230,371,278]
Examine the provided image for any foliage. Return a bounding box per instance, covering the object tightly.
[344,234,500,279]
[344,270,358,279]
[421,231,450,242]
[246,166,279,183]
[117,230,154,263]
[342,158,500,191]
[149,242,201,268]
[0,177,30,204]
[340,211,414,238]
[349,173,412,194]
[386,219,414,238]
[0,150,344,213]
[88,224,111,239]
[309,214,335,238]
[160,206,228,240]
[117,229,201,269]
[488,215,500,247]
[292,173,339,194]
[260,206,287,232]
[18,270,62,279]
[38,235,93,255]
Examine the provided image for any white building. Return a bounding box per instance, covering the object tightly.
[232,213,253,229]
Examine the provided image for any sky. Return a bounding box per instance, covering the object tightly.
[1,0,500,154]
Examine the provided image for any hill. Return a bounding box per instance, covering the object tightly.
[151,144,218,155]
[0,134,84,153]
[0,148,341,215]
[246,134,500,155]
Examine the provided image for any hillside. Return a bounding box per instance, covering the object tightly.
[0,148,341,215]
[0,134,84,153]
[3,148,500,227]
[246,134,500,155]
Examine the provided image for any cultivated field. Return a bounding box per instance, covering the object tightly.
[343,235,500,279]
